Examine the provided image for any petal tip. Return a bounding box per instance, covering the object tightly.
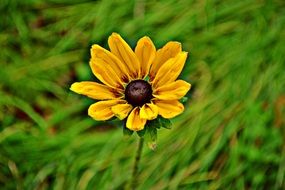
[181,51,188,56]
[167,41,182,49]
[110,32,121,40]
[90,44,104,55]
[111,32,119,36]
[182,80,191,90]
[70,82,79,92]
[188,83,192,90]
[141,36,151,41]
[91,44,100,50]
[171,41,182,45]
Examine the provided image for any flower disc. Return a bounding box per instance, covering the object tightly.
[125,80,152,106]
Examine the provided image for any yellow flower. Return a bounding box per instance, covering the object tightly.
[70,33,191,131]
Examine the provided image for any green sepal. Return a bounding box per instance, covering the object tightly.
[123,121,133,136]
[147,118,161,129]
[145,125,157,150]
[134,116,172,149]
[123,127,133,136]
[144,75,150,82]
[137,128,146,137]
[158,117,172,129]
[180,96,188,103]
[110,117,121,122]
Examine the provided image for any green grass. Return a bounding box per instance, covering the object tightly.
[1,0,285,189]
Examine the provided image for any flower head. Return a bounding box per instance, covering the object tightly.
[70,33,191,131]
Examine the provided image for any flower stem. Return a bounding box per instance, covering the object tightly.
[130,137,144,190]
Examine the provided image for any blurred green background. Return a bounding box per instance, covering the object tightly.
[1,0,285,189]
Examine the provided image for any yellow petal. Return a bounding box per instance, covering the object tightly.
[140,102,158,120]
[108,33,141,78]
[89,58,124,89]
[135,36,156,78]
[126,107,146,131]
[111,103,133,120]
[91,45,130,82]
[152,52,188,88]
[88,100,126,121]
[70,81,122,100]
[153,80,191,100]
[153,99,184,119]
[149,41,182,80]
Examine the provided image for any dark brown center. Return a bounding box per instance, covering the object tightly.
[125,80,153,107]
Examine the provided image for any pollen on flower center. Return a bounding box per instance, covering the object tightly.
[125,80,153,107]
